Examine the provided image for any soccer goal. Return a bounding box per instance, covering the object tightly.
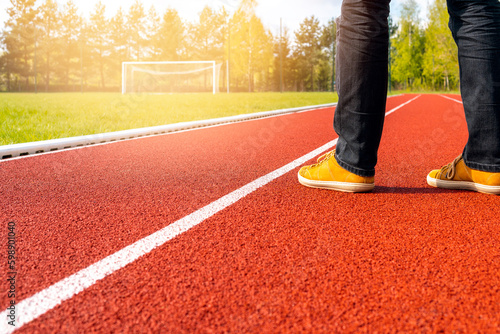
[122,61,222,94]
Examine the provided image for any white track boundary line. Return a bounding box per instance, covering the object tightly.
[0,106,326,163]
[0,95,421,334]
[439,94,463,104]
[0,104,336,161]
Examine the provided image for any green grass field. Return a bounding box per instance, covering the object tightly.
[0,92,340,146]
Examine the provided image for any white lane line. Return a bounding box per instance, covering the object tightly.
[0,95,420,334]
[439,94,463,104]
[385,95,421,116]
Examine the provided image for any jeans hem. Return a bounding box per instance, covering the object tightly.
[463,157,500,173]
[335,153,376,177]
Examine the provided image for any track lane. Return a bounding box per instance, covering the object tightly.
[0,93,442,332]
[11,94,500,333]
[0,94,412,306]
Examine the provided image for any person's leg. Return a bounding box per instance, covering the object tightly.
[447,0,500,172]
[427,0,500,195]
[334,0,391,177]
[297,0,390,192]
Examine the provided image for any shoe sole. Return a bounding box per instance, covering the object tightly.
[298,173,375,193]
[427,175,500,195]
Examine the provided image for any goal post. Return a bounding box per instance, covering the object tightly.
[122,61,221,94]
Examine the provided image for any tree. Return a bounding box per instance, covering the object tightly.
[230,0,273,92]
[57,0,81,90]
[37,0,59,91]
[188,6,227,90]
[107,8,128,88]
[78,19,93,91]
[155,8,185,60]
[127,0,146,60]
[190,6,226,61]
[318,17,336,91]
[391,0,425,89]
[388,14,398,91]
[294,16,322,91]
[422,0,458,90]
[145,5,161,59]
[1,0,38,91]
[272,24,292,91]
[0,52,6,90]
[88,1,110,89]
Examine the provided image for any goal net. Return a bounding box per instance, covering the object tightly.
[122,61,222,94]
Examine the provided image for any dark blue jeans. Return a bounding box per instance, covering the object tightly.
[334,0,500,177]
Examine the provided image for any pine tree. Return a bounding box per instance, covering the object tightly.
[1,0,38,91]
[146,5,161,60]
[156,8,185,60]
[319,18,336,92]
[109,8,128,87]
[127,0,146,60]
[57,0,81,89]
[88,1,110,89]
[37,0,60,91]
[294,16,322,91]
[191,6,226,61]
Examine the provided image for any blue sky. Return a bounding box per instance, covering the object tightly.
[0,0,429,35]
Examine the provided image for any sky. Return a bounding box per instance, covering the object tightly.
[0,0,429,36]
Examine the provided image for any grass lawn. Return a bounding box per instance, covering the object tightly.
[0,92,339,146]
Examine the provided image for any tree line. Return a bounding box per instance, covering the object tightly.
[0,0,458,93]
[390,0,459,91]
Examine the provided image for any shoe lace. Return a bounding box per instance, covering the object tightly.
[440,154,462,180]
[310,149,336,168]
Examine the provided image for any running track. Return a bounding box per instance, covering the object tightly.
[1,94,500,333]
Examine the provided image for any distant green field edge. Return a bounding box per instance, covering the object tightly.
[0,102,340,160]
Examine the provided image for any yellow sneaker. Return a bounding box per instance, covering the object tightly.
[298,149,375,193]
[427,154,500,195]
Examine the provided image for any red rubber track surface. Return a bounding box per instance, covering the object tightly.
[2,94,500,333]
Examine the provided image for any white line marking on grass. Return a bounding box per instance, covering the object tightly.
[0,95,420,334]
[439,94,463,104]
